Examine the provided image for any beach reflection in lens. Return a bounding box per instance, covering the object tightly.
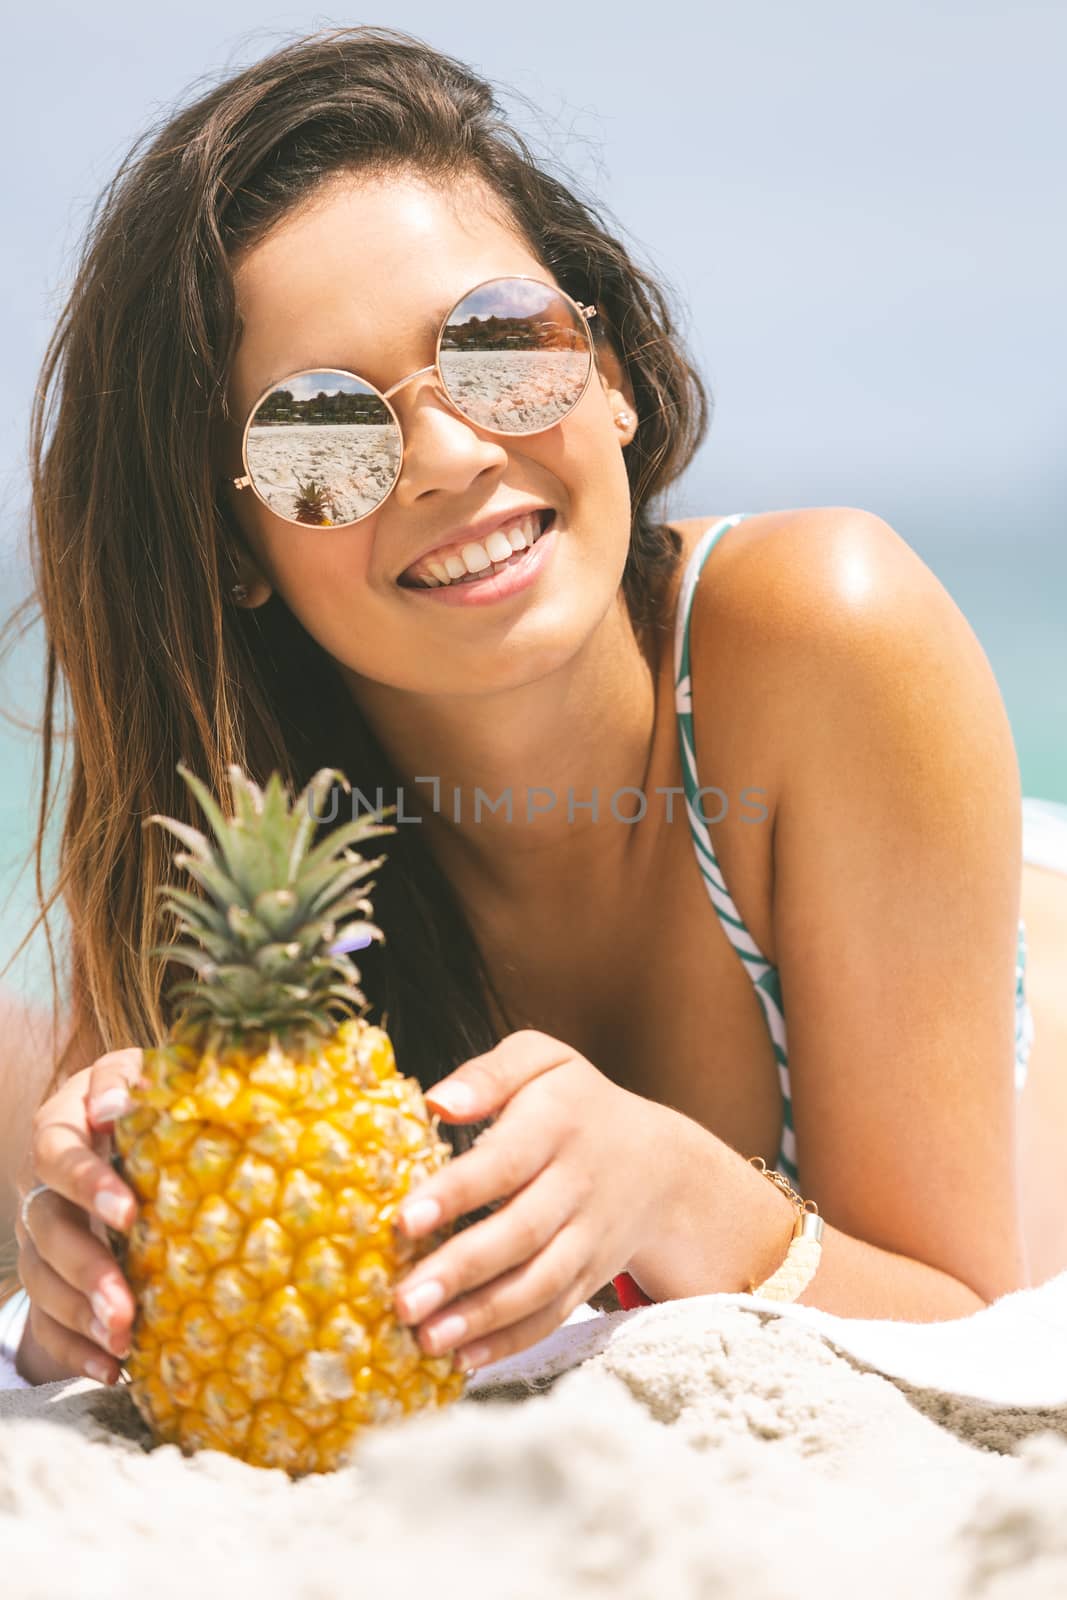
[438,279,592,433]
[244,370,401,525]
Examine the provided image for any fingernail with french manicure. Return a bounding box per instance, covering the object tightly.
[88,1088,132,1124]
[90,1291,114,1331]
[427,1082,475,1115]
[398,1279,445,1320]
[93,1189,133,1229]
[399,1197,441,1234]
[89,1317,115,1349]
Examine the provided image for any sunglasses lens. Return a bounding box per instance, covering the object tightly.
[244,371,401,525]
[438,279,592,433]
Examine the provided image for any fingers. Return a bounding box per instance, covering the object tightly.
[18,1186,136,1342]
[397,1108,556,1240]
[30,1051,141,1230]
[85,1049,143,1129]
[24,1298,122,1387]
[425,1029,569,1123]
[18,1232,130,1372]
[16,1184,136,1331]
[454,1279,589,1375]
[394,1167,583,1354]
[414,1218,591,1373]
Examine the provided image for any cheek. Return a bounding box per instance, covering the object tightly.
[267,549,395,680]
[549,407,633,524]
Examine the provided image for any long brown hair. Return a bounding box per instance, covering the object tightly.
[0,26,709,1161]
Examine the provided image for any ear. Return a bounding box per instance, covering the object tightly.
[213,419,275,608]
[592,322,639,449]
[227,546,273,609]
[223,524,274,609]
[230,566,273,609]
[217,484,274,608]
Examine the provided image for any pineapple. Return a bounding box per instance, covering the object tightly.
[112,763,466,1475]
[291,474,338,525]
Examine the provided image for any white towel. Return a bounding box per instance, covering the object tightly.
[0,1355,27,1390]
[467,1268,1067,1407]
[0,1291,29,1391]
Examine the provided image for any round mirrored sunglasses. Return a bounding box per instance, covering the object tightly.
[230,275,599,529]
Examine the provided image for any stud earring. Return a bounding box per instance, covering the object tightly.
[616,410,633,426]
[231,583,248,603]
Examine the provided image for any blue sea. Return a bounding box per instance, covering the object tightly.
[1,529,1064,1005]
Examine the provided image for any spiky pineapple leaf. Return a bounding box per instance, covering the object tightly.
[250,888,301,938]
[302,858,387,922]
[252,942,303,977]
[288,768,348,879]
[298,811,396,880]
[152,762,392,1037]
[173,763,259,888]
[167,853,250,916]
[149,941,221,977]
[225,904,272,951]
[154,902,232,964]
[251,770,300,886]
[158,885,231,941]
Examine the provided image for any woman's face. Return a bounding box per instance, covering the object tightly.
[222,169,637,697]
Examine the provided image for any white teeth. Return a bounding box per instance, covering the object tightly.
[407,511,547,588]
[460,542,492,573]
[485,530,516,563]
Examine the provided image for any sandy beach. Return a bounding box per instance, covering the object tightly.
[245,422,401,523]
[438,349,589,429]
[4,1290,1067,1598]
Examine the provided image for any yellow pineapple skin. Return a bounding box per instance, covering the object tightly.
[114,1016,466,1475]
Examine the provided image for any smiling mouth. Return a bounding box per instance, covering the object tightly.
[397,509,554,589]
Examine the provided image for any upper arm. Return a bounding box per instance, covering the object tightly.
[0,991,60,1232]
[0,992,105,1218]
[709,509,1027,1301]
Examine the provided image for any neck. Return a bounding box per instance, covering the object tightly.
[339,594,663,915]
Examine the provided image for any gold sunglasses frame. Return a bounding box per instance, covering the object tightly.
[231,274,599,528]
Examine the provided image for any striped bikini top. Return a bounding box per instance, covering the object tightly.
[674,514,1035,1185]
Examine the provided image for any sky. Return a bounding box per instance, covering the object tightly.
[2,1,1064,549]
[0,1,1064,993]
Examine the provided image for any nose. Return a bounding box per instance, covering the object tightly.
[389,373,510,508]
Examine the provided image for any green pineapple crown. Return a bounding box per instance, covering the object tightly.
[147,763,396,1040]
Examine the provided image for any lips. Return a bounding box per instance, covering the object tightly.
[396,507,553,587]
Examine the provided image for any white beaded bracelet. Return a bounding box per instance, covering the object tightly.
[745,1157,825,1303]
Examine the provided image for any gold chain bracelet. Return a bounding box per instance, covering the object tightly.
[745,1156,825,1303]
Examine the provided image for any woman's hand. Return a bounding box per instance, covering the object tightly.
[14,1050,142,1384]
[391,1029,677,1372]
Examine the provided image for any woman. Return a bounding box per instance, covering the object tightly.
[2,25,1066,1389]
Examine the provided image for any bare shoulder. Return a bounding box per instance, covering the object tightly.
[680,504,988,668]
[678,505,1005,815]
[676,505,927,617]
[0,989,57,1236]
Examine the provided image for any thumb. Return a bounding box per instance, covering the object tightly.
[85,1048,144,1129]
[424,1043,515,1122]
[423,1072,483,1121]
[424,1030,559,1121]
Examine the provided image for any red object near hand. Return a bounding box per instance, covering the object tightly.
[613,1271,655,1309]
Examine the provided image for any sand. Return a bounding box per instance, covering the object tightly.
[4,1294,1067,1598]
[243,351,588,522]
[244,423,401,523]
